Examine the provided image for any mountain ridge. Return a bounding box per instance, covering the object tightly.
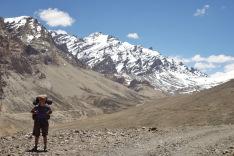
[51,29,217,94]
[2,16,221,94]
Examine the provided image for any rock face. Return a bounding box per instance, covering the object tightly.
[1,17,61,74]
[51,31,216,94]
[3,16,64,66]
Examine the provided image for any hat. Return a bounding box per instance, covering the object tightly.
[37,95,47,100]
[38,94,47,98]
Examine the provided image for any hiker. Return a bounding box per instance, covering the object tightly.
[31,95,52,152]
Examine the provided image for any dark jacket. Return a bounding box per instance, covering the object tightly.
[31,105,52,122]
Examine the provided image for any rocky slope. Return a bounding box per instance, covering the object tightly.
[51,30,218,94]
[1,125,234,156]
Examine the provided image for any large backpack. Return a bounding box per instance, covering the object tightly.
[32,96,52,120]
[32,106,51,121]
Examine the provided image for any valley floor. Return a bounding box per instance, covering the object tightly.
[1,125,234,156]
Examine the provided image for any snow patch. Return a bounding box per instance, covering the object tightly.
[4,16,30,28]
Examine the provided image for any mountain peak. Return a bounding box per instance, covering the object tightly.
[89,32,103,36]
[4,15,31,21]
[84,32,119,44]
[86,32,108,42]
[3,16,54,51]
[4,16,33,28]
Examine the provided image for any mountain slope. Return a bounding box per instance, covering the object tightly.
[51,30,218,94]
[67,79,234,129]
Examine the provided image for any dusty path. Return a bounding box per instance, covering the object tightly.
[1,125,234,156]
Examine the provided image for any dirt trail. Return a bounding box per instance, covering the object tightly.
[1,125,234,156]
[118,125,234,156]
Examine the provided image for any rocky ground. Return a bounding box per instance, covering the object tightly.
[1,125,234,156]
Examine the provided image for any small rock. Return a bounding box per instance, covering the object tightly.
[39,73,46,79]
[223,150,229,154]
[107,132,116,136]
[148,127,158,132]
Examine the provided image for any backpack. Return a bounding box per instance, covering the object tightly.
[32,105,51,121]
[32,96,52,121]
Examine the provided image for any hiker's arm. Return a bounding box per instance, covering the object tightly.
[31,108,36,114]
[47,107,52,115]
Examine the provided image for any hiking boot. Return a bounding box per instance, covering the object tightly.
[44,146,48,152]
[30,146,38,152]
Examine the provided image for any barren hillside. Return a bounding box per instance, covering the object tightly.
[65,79,234,129]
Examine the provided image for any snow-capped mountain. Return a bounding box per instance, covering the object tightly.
[2,16,219,94]
[5,16,44,42]
[4,16,57,54]
[51,30,218,94]
[4,16,51,42]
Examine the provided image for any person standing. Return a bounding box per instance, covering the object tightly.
[31,95,52,152]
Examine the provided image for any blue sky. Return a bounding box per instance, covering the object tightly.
[1,0,234,76]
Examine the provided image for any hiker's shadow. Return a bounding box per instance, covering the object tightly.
[26,149,47,155]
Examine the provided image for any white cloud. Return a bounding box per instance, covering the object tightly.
[127,33,140,39]
[37,8,75,27]
[192,54,205,62]
[170,54,234,81]
[207,55,234,63]
[210,70,234,82]
[192,54,234,63]
[194,62,216,71]
[194,4,210,17]
[209,63,234,82]
[224,63,234,72]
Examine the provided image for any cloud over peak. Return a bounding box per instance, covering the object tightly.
[194,62,216,71]
[224,63,234,72]
[127,33,140,39]
[192,54,234,63]
[172,54,234,74]
[36,8,75,27]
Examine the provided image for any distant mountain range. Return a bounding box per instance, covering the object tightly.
[2,16,222,94]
